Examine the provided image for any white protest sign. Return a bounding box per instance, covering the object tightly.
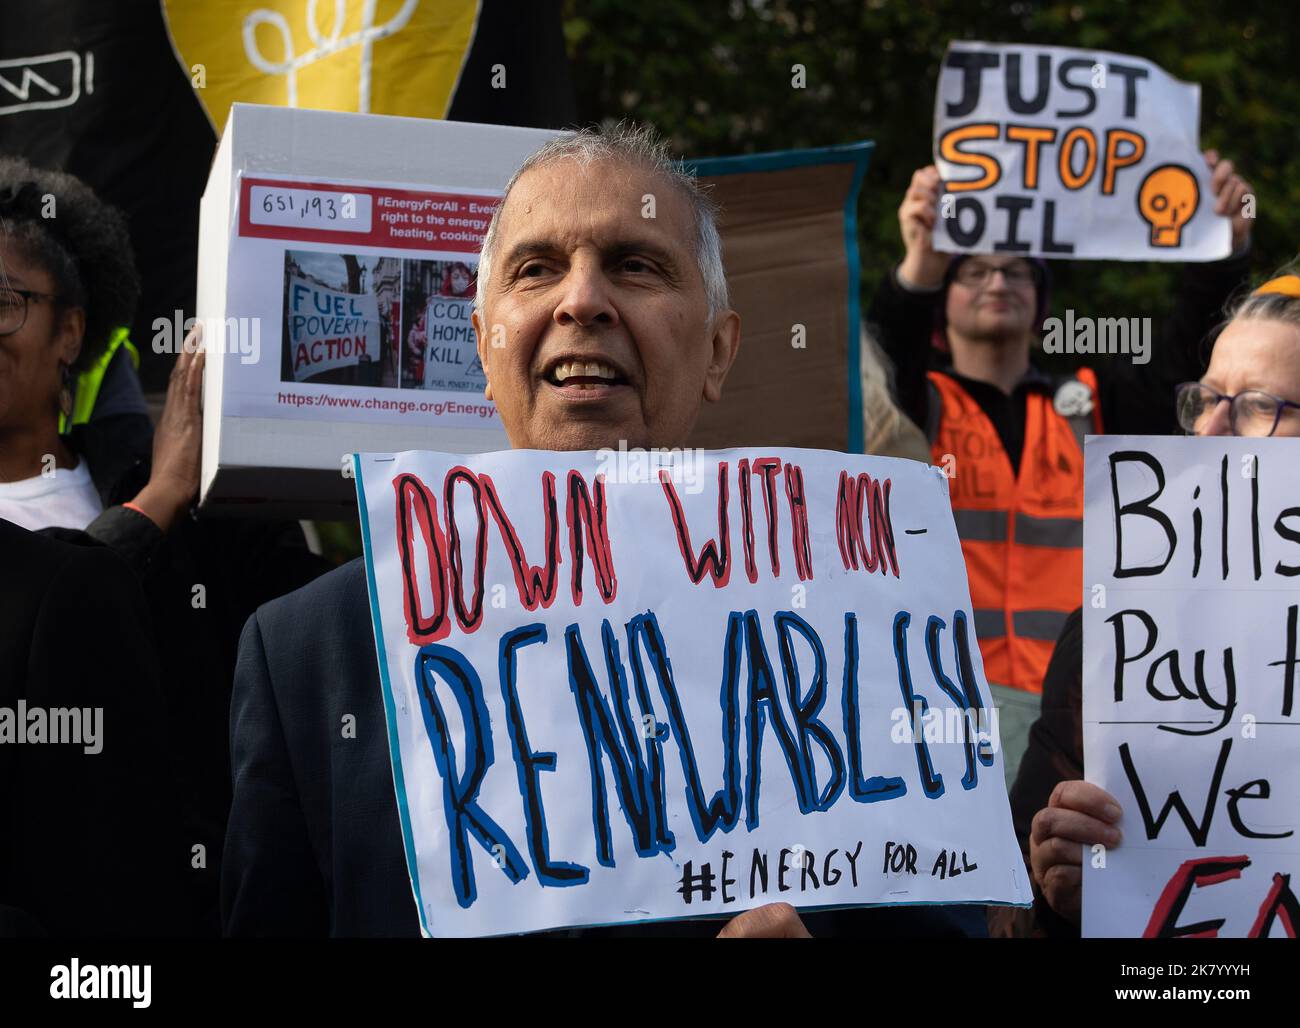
[285,274,380,382]
[356,446,1032,937]
[1083,436,1300,938]
[932,42,1231,261]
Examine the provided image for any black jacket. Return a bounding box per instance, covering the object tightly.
[995,608,1084,939]
[41,411,332,934]
[0,518,190,936]
[224,558,989,939]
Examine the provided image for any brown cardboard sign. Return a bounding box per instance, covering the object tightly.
[689,144,873,452]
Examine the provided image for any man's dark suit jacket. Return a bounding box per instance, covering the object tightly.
[224,557,988,938]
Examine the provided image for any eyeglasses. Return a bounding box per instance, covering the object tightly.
[1175,381,1300,437]
[954,261,1036,289]
[0,287,62,336]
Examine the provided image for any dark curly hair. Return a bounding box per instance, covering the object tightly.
[0,156,140,372]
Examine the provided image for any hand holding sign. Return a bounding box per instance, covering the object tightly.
[716,901,813,938]
[1030,779,1122,923]
[1205,150,1254,253]
[131,324,205,533]
[897,166,953,290]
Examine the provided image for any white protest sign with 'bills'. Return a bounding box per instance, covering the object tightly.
[286,275,380,382]
[1084,436,1300,938]
[932,42,1230,261]
[357,447,1032,937]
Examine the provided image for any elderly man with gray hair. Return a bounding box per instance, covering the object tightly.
[223,123,984,939]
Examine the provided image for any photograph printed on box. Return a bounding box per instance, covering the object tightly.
[399,258,484,392]
[280,250,402,387]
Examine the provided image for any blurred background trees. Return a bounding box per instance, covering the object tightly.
[562,0,1299,338]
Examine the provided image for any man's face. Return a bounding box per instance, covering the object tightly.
[472,159,740,451]
[944,256,1037,344]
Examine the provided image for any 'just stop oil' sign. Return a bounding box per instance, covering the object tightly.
[356,447,1032,937]
[932,41,1231,262]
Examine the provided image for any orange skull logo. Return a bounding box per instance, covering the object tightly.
[1138,164,1200,247]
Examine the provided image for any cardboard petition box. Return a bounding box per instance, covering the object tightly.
[197,103,561,518]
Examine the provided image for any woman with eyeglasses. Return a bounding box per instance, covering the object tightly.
[0,161,201,535]
[0,157,330,935]
[1175,276,1300,438]
[1006,270,1300,937]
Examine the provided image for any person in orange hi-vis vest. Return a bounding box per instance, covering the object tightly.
[867,151,1255,784]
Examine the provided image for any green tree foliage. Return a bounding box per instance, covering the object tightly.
[563,0,1299,343]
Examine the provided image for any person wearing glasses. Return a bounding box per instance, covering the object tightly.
[1006,271,1300,937]
[0,163,180,536]
[867,154,1254,786]
[0,158,329,935]
[1174,276,1300,438]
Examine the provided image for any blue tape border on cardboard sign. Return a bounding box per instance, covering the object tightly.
[683,141,875,453]
[355,453,433,937]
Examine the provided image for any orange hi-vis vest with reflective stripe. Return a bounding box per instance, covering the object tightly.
[927,367,1101,694]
